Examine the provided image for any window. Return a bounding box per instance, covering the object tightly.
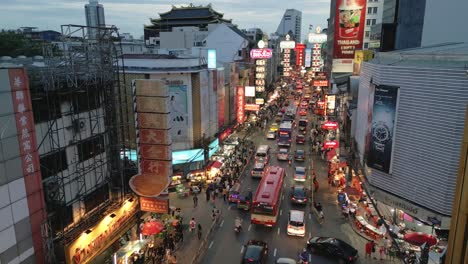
[32,95,62,123]
[49,204,74,233]
[366,19,371,26]
[367,7,372,14]
[365,31,370,38]
[40,149,68,180]
[364,43,369,49]
[84,184,109,213]
[71,88,102,114]
[238,50,242,57]
[77,134,105,162]
[372,19,377,25]
[373,7,378,14]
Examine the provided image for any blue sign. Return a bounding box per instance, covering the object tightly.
[208,49,216,69]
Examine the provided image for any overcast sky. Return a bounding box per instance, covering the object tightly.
[0,0,330,40]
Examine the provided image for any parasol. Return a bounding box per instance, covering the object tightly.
[141,221,165,236]
[404,232,437,247]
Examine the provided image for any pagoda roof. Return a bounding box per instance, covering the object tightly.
[158,4,226,20]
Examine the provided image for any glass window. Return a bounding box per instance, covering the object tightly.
[365,31,370,38]
[253,203,274,215]
[77,134,105,162]
[366,19,371,26]
[373,7,378,14]
[372,19,377,25]
[40,149,68,180]
[364,43,369,49]
[367,7,372,14]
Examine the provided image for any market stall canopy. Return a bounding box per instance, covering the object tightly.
[141,221,165,236]
[211,160,223,169]
[404,232,437,247]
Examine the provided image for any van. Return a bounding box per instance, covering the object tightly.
[287,210,305,237]
[255,145,270,164]
[228,183,241,203]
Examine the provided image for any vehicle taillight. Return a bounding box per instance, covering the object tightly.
[349,256,353,261]
[303,198,307,201]
[292,197,296,200]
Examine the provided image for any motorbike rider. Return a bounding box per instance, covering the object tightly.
[234,216,242,232]
[299,248,308,263]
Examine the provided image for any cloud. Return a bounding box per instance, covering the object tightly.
[0,0,331,39]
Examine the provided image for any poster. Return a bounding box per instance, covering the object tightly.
[333,0,367,59]
[168,82,188,145]
[366,85,399,173]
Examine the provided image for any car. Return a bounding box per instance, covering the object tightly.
[298,108,308,116]
[242,240,268,263]
[251,162,265,178]
[290,186,308,205]
[266,130,276,140]
[294,166,307,182]
[269,123,279,132]
[294,149,305,161]
[300,101,308,107]
[287,210,306,237]
[306,237,359,264]
[296,134,305,144]
[237,192,253,211]
[277,148,289,161]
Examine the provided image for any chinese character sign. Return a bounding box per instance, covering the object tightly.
[236,86,245,123]
[283,49,291,77]
[295,43,306,66]
[250,49,273,59]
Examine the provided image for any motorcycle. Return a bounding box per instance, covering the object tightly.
[234,218,243,233]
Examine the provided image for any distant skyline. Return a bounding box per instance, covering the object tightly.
[0,0,331,41]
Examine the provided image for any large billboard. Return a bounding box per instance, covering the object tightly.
[333,0,367,72]
[366,85,399,173]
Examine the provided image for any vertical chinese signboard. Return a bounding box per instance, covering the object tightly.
[295,43,306,66]
[308,27,327,73]
[366,85,399,173]
[6,68,47,262]
[255,59,266,95]
[129,80,173,198]
[236,86,245,124]
[333,0,367,72]
[280,34,295,77]
[304,48,312,68]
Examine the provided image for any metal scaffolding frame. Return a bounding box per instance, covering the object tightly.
[28,24,133,263]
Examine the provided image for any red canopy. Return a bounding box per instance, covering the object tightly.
[404,232,437,247]
[211,160,223,169]
[327,148,337,161]
[141,221,165,236]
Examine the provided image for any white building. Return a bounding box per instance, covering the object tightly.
[363,0,384,50]
[276,9,302,42]
[85,0,105,37]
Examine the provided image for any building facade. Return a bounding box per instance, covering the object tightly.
[84,0,106,37]
[353,43,468,229]
[275,9,302,42]
[363,0,383,50]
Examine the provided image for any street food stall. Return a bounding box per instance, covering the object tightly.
[168,173,182,191]
[113,239,151,264]
[176,184,190,198]
[187,169,208,185]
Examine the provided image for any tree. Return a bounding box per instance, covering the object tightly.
[0,30,44,57]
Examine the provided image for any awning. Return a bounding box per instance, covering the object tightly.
[211,160,223,169]
[327,148,337,161]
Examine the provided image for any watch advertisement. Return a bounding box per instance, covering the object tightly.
[366,85,399,173]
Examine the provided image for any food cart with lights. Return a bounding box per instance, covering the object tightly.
[113,239,151,264]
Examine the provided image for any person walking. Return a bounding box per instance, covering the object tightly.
[313,177,319,193]
[205,188,210,202]
[222,188,227,202]
[365,241,372,258]
[370,240,377,259]
[197,224,202,240]
[189,218,196,233]
[193,194,198,208]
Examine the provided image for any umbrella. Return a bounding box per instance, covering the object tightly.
[141,221,165,236]
[342,186,361,196]
[404,232,437,247]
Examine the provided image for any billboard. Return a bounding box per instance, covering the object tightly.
[208,49,216,69]
[250,48,273,59]
[366,85,399,173]
[353,50,374,75]
[333,0,367,60]
[245,104,260,111]
[313,80,329,87]
[304,49,312,68]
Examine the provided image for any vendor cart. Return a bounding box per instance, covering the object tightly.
[176,184,190,198]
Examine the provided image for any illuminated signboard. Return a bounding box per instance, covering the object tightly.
[245,104,260,111]
[255,98,265,105]
[323,140,339,149]
[322,121,339,130]
[295,43,306,66]
[250,48,273,59]
[237,86,245,123]
[208,49,216,69]
[304,49,312,68]
[313,80,329,87]
[245,86,255,97]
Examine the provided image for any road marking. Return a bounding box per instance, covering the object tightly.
[277,227,280,235]
[309,254,312,262]
[228,205,232,210]
[274,248,277,257]
[208,241,214,249]
[282,194,284,200]
[240,246,245,254]
[280,209,282,216]
[309,213,312,220]
[248,224,252,231]
[220,220,224,227]
[309,232,312,238]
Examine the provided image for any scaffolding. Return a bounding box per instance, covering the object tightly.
[28,24,134,263]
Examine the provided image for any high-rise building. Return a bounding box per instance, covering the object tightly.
[85,0,106,37]
[363,0,384,50]
[275,9,302,42]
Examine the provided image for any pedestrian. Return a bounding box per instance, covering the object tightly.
[197,224,202,240]
[193,194,198,208]
[379,244,385,260]
[365,241,372,258]
[370,240,377,259]
[189,218,196,233]
[342,205,350,220]
[167,235,175,252]
[211,192,216,203]
[313,177,319,192]
[205,188,210,202]
[383,236,391,255]
[222,188,227,202]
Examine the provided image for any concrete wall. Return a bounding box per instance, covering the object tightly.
[204,24,248,64]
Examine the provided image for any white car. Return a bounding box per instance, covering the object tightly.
[294,166,307,182]
[266,131,276,140]
[277,148,289,161]
[287,210,305,237]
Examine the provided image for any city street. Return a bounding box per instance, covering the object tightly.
[200,102,387,264]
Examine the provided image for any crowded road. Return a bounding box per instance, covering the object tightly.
[201,83,374,264]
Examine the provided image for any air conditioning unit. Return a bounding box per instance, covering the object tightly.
[72,119,86,133]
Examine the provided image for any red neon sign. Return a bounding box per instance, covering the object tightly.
[237,86,245,123]
[322,121,338,130]
[323,140,339,149]
[313,80,329,87]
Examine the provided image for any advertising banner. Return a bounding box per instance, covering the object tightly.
[140,197,169,213]
[236,86,245,123]
[255,98,264,105]
[304,49,312,68]
[313,80,329,87]
[333,0,367,59]
[323,140,339,149]
[250,48,273,59]
[353,50,374,75]
[245,104,260,111]
[322,121,338,130]
[366,85,399,173]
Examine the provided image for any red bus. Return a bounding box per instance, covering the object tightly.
[251,166,285,227]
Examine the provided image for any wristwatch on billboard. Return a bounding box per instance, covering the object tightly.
[371,121,391,153]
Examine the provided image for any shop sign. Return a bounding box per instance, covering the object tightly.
[322,121,339,130]
[304,49,312,68]
[245,86,255,97]
[255,86,265,92]
[308,32,327,44]
[140,197,169,213]
[313,80,329,87]
[315,72,328,80]
[255,98,264,105]
[317,101,325,106]
[245,104,260,111]
[250,48,273,59]
[236,86,245,123]
[323,140,339,149]
[326,94,336,110]
[333,0,367,59]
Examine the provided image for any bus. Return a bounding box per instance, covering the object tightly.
[278,121,293,147]
[251,166,285,227]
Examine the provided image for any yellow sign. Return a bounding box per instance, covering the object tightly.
[353,50,374,75]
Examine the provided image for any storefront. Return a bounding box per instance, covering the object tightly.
[66,198,139,264]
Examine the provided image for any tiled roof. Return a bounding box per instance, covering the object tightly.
[160,7,222,20]
[227,24,249,41]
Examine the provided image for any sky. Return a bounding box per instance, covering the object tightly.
[0,0,331,41]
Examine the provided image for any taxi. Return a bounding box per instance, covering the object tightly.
[269,122,280,132]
